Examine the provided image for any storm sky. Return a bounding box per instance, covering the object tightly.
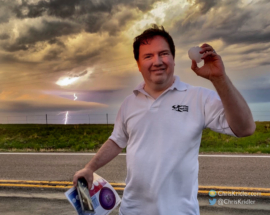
[0,0,270,124]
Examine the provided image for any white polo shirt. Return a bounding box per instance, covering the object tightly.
[109,76,237,215]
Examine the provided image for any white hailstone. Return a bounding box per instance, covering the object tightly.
[188,46,203,63]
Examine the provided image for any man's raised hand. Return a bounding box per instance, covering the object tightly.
[191,43,226,82]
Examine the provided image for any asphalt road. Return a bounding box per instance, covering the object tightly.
[2,196,269,215]
[1,189,269,215]
[0,153,270,188]
[1,153,270,214]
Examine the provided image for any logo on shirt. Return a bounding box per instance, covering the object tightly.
[172,105,188,112]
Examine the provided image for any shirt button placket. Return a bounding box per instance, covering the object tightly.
[150,99,160,111]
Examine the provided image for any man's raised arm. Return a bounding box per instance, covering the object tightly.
[210,74,255,137]
[73,139,123,189]
[191,43,256,137]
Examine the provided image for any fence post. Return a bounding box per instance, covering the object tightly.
[88,114,90,124]
[106,113,108,130]
[46,114,48,125]
[26,116,27,124]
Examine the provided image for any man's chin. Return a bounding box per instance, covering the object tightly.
[151,76,174,86]
[152,76,166,84]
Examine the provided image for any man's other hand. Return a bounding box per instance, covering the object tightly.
[73,167,94,190]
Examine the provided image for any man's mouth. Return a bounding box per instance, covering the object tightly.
[151,68,166,72]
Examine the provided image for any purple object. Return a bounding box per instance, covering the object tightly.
[99,187,116,210]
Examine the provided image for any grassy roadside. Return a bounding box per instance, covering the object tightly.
[0,122,269,153]
[0,124,114,152]
[200,121,270,153]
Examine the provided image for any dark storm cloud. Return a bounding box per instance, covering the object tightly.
[14,0,160,19]
[59,89,121,102]
[240,88,270,103]
[237,74,270,103]
[71,49,101,65]
[0,0,13,24]
[0,0,163,63]
[0,54,39,65]
[100,9,137,35]
[43,49,63,61]
[2,101,33,111]
[2,43,33,52]
[0,12,10,24]
[48,38,65,47]
[221,28,270,45]
[0,33,10,40]
[11,0,160,35]
[259,61,270,66]
[187,0,218,14]
[80,89,129,104]
[239,45,270,55]
[0,54,22,63]
[172,0,270,46]
[53,88,131,107]
[14,0,111,19]
[0,101,102,113]
[2,19,81,52]
[75,70,88,77]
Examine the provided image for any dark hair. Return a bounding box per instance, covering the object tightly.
[133,24,175,61]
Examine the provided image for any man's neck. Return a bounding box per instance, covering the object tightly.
[143,77,175,99]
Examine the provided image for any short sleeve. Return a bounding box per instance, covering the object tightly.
[108,101,129,148]
[204,90,237,137]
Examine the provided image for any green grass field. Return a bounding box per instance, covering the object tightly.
[0,122,269,153]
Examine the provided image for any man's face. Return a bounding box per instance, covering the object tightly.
[137,35,175,88]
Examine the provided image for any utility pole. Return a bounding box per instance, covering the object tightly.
[106,113,108,130]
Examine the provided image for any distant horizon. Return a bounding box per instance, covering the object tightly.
[0,112,269,124]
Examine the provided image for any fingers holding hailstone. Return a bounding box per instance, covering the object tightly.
[200,44,217,57]
[200,43,214,51]
[201,50,217,59]
[199,43,208,52]
[191,60,199,74]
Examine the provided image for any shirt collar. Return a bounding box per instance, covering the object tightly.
[133,76,188,96]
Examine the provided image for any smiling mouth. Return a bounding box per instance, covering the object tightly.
[151,68,166,72]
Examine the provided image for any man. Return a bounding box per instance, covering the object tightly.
[73,25,255,214]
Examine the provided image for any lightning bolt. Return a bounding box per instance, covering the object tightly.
[64,111,69,125]
[74,93,77,100]
[64,93,78,124]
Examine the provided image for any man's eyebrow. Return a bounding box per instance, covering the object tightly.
[159,50,170,53]
[142,50,170,57]
[142,53,152,56]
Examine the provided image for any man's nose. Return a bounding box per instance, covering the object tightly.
[152,55,163,66]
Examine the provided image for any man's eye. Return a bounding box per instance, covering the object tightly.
[162,52,168,55]
[145,56,151,59]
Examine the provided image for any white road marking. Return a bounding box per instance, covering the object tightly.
[199,155,270,158]
[0,153,85,155]
[0,153,270,158]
